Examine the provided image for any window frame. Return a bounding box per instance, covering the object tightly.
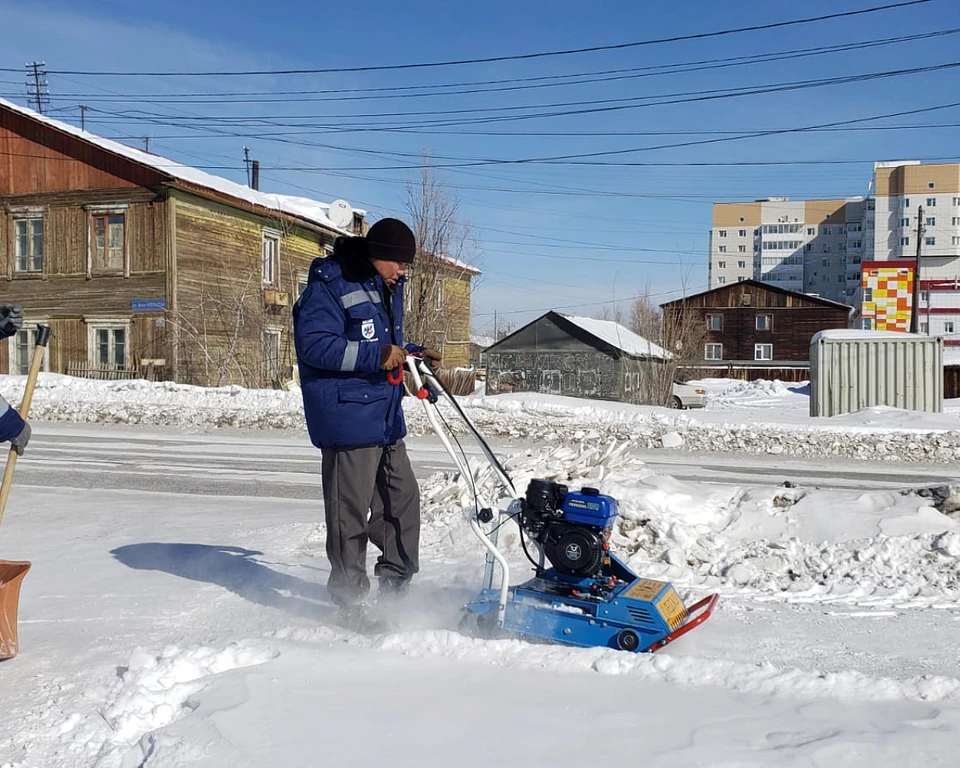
[262,325,283,383]
[262,229,281,287]
[85,318,131,369]
[704,343,723,361]
[7,321,51,375]
[13,214,45,275]
[706,314,723,331]
[87,207,129,276]
[754,343,773,361]
[756,314,772,331]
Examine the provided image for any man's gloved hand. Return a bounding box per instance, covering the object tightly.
[422,348,442,368]
[10,421,30,456]
[0,305,24,339]
[380,344,407,370]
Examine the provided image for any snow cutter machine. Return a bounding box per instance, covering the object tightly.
[401,356,719,653]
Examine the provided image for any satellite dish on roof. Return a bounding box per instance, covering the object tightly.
[328,199,354,230]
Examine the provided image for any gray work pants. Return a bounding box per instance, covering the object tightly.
[320,440,420,607]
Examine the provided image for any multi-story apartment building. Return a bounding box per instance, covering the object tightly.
[710,161,960,339]
[863,161,960,336]
[709,198,864,305]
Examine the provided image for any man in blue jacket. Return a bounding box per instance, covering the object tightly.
[293,218,440,631]
[0,304,31,455]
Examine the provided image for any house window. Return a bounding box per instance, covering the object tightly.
[901,237,910,246]
[822,258,831,267]
[926,217,936,226]
[707,314,723,331]
[14,217,44,273]
[718,230,727,237]
[8,326,50,375]
[718,246,727,253]
[754,343,773,361]
[434,279,444,311]
[717,276,726,284]
[86,322,128,369]
[822,227,832,235]
[901,198,910,208]
[262,327,281,382]
[929,182,936,189]
[262,232,280,286]
[705,343,723,361]
[901,217,911,227]
[717,261,726,269]
[953,218,960,226]
[925,237,936,246]
[738,229,746,237]
[738,245,746,253]
[807,227,815,235]
[822,244,831,252]
[738,260,746,268]
[756,314,771,331]
[864,287,873,302]
[297,273,309,299]
[953,236,960,246]
[927,198,937,207]
[945,321,956,333]
[91,213,125,272]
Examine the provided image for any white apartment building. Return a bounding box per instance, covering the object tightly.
[710,161,960,338]
[709,197,863,305]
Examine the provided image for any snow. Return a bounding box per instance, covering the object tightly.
[561,314,670,359]
[2,373,960,765]
[0,98,358,235]
[812,329,938,343]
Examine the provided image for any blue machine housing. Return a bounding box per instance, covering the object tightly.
[560,489,618,528]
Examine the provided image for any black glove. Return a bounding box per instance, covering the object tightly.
[0,305,23,339]
[10,422,30,456]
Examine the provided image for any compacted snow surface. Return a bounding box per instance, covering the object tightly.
[0,373,958,767]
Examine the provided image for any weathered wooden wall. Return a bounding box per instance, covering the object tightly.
[172,191,327,386]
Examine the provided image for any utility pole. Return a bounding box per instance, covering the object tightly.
[243,146,252,187]
[142,136,151,153]
[25,62,49,113]
[909,205,924,334]
[79,104,88,131]
[493,310,498,340]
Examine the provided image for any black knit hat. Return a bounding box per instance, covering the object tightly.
[366,218,416,263]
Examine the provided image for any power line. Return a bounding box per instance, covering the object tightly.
[25,62,49,114]
[34,27,960,105]
[2,1,929,77]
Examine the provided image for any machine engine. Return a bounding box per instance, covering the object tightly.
[520,479,619,578]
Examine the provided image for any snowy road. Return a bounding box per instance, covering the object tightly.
[2,422,959,766]
[15,422,958,498]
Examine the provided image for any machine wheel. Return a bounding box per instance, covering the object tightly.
[671,396,683,409]
[616,628,641,652]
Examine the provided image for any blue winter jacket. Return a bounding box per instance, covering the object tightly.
[293,254,423,450]
[0,316,24,442]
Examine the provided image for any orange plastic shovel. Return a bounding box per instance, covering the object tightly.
[0,325,51,660]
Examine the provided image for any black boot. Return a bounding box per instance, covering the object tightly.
[378,576,411,601]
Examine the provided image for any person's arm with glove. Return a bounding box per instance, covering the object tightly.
[0,395,29,456]
[0,304,23,340]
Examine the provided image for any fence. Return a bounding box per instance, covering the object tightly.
[66,361,143,381]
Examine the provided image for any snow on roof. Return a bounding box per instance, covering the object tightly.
[561,314,670,359]
[0,97,361,234]
[470,334,496,348]
[811,329,939,344]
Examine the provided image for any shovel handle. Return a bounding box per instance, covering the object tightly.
[0,325,51,527]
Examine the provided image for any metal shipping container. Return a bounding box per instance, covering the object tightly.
[809,330,943,417]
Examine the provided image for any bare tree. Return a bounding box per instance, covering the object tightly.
[403,157,475,355]
[615,283,710,407]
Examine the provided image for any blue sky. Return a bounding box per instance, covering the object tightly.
[2,0,959,335]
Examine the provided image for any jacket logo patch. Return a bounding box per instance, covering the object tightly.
[361,320,376,339]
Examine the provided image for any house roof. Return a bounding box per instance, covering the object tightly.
[487,311,669,360]
[659,279,853,311]
[561,314,670,359]
[0,97,362,235]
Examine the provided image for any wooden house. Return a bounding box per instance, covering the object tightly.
[0,98,374,387]
[484,311,668,402]
[660,280,853,381]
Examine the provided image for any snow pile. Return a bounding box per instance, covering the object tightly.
[418,442,960,608]
[56,642,276,767]
[3,373,960,463]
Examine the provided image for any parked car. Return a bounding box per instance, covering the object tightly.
[671,380,707,409]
